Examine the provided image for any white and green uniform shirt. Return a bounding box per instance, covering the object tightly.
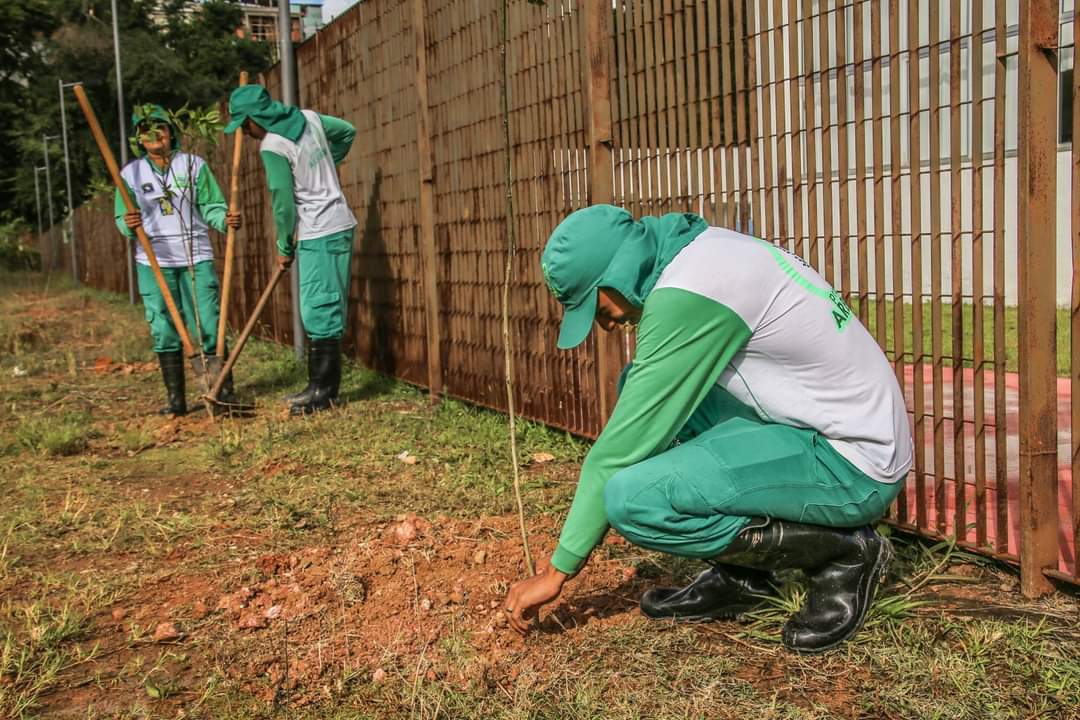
[260,109,357,253]
[115,153,227,268]
[551,227,913,574]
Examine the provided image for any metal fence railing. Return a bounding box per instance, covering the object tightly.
[57,0,1075,594]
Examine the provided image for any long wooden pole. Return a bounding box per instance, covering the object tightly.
[206,265,287,402]
[217,70,249,357]
[72,84,196,358]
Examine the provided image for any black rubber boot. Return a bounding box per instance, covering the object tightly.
[156,351,187,417]
[283,345,316,407]
[640,564,774,622]
[715,519,893,654]
[290,338,341,416]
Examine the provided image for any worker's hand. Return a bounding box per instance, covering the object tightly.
[277,254,294,271]
[225,211,242,229]
[503,561,568,635]
[124,211,142,232]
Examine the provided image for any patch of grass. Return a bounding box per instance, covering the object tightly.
[14,412,94,456]
[0,601,96,718]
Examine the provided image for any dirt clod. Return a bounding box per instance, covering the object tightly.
[153,622,181,642]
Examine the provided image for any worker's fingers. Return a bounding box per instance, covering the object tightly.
[508,606,530,635]
[503,585,530,635]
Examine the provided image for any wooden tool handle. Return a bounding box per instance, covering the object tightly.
[207,264,287,401]
[217,70,249,356]
[72,85,196,357]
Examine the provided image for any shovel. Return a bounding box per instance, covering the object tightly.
[72,85,222,409]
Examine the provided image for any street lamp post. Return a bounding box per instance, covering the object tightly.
[43,134,60,271]
[59,80,79,283]
[33,166,43,249]
[278,0,305,361]
[111,0,136,303]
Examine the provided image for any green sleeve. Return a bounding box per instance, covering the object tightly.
[318,113,355,165]
[114,181,139,239]
[260,150,297,257]
[549,288,753,575]
[195,162,228,233]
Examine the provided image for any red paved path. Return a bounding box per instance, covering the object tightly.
[898,365,1075,575]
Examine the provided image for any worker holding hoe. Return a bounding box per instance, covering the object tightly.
[115,104,242,417]
[503,205,913,653]
[225,84,358,417]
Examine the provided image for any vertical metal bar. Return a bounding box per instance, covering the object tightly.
[818,1,835,284]
[853,0,869,322]
[278,0,305,362]
[1072,0,1080,580]
[993,0,1009,553]
[720,1,738,226]
[748,1,767,234]
[584,0,618,422]
[758,0,778,238]
[801,0,819,267]
[33,166,42,249]
[734,0,752,228]
[788,0,806,255]
[110,0,135,304]
[836,0,852,302]
[949,0,966,541]
[413,0,443,402]
[971,0,987,547]
[773,0,791,248]
[695,0,710,218]
[870,0,886,345]
[929,0,946,534]
[59,80,77,284]
[1016,0,1060,597]
[42,135,56,271]
[888,0,906,522]
[658,0,675,211]
[909,0,927,529]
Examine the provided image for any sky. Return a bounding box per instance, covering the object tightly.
[321,0,361,22]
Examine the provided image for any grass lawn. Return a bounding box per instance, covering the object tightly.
[0,272,1077,719]
[853,298,1072,377]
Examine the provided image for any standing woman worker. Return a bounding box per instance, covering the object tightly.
[225,84,358,416]
[114,104,241,416]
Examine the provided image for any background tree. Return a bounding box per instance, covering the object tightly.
[0,0,273,237]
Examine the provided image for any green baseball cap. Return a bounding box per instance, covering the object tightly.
[541,205,631,350]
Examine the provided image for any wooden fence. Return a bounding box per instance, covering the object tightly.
[56,0,1076,595]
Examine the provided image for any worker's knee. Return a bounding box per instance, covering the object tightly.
[604,463,658,536]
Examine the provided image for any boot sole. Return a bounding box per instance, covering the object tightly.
[641,598,768,623]
[786,535,894,655]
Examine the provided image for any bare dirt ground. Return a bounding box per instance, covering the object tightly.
[1,274,1078,720]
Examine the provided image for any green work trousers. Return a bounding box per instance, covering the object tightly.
[297,229,355,341]
[137,261,221,355]
[603,381,902,560]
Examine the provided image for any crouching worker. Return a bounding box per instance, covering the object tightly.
[503,205,913,653]
[225,85,358,416]
[115,104,242,416]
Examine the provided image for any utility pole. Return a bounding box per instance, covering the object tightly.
[33,166,43,250]
[43,134,60,271]
[60,80,79,283]
[111,0,136,303]
[278,0,305,361]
